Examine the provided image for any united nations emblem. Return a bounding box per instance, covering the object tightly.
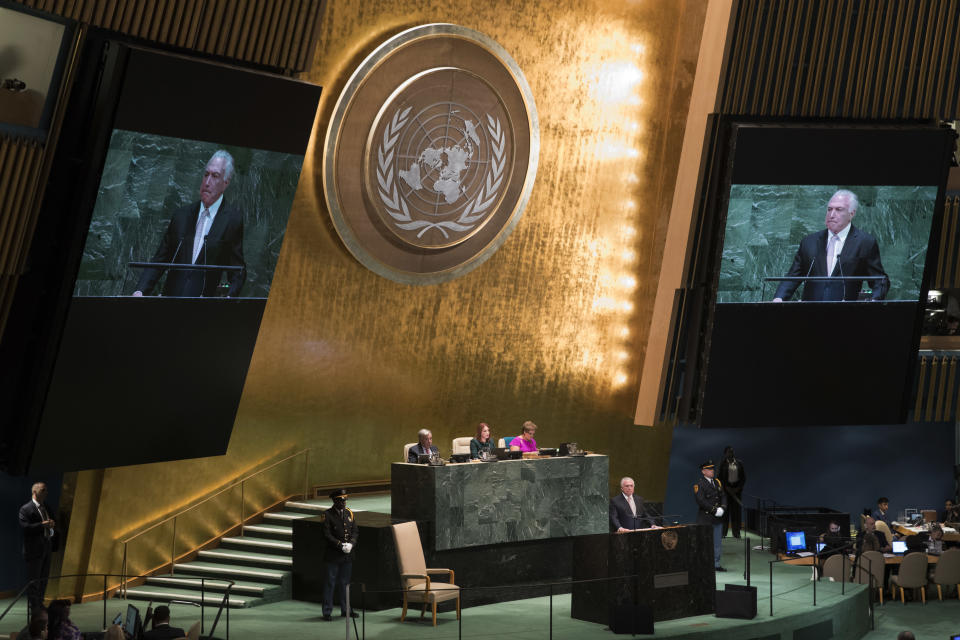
[323,25,538,284]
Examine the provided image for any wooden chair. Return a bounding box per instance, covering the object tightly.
[855,550,885,604]
[186,621,201,640]
[402,443,417,462]
[931,548,960,601]
[391,521,460,626]
[451,437,471,455]
[889,552,928,604]
[820,554,851,583]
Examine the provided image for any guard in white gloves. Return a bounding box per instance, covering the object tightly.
[322,488,359,620]
[694,460,728,571]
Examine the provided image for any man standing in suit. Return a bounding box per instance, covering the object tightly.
[717,446,746,539]
[322,489,359,621]
[142,606,185,640]
[773,189,888,302]
[609,477,660,532]
[695,461,727,571]
[19,482,56,615]
[133,150,245,297]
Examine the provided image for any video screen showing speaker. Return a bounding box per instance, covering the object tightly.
[16,37,322,472]
[688,120,954,427]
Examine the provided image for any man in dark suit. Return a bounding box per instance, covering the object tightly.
[609,477,659,531]
[407,429,440,463]
[19,482,56,615]
[773,190,888,302]
[133,150,245,297]
[717,446,746,539]
[695,460,727,571]
[322,488,359,621]
[142,605,185,640]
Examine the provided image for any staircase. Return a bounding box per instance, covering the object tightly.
[123,499,326,608]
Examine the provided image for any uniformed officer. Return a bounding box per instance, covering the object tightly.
[694,460,727,571]
[322,488,359,620]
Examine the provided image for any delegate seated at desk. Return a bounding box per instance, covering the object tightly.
[857,517,891,553]
[408,428,439,463]
[510,420,538,453]
[818,520,849,559]
[470,422,495,459]
[609,477,660,532]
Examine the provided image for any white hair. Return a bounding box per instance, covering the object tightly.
[208,150,235,182]
[831,189,859,213]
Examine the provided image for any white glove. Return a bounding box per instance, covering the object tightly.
[341,542,353,553]
[715,507,725,517]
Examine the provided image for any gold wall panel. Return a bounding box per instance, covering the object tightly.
[59,0,709,592]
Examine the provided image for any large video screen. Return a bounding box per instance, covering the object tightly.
[689,120,954,428]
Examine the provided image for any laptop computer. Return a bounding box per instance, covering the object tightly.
[494,447,520,460]
[891,540,908,554]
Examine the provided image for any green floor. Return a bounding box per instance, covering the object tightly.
[3,535,958,639]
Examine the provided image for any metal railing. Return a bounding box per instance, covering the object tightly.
[0,573,234,639]
[119,447,311,595]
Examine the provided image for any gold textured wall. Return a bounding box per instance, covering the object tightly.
[60,0,708,593]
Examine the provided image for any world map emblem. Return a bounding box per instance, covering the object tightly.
[323,24,539,284]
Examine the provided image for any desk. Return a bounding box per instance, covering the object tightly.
[893,523,960,542]
[391,454,608,550]
[779,553,940,566]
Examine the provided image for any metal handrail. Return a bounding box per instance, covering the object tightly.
[120,447,310,595]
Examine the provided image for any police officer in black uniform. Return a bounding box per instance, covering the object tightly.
[322,488,359,621]
[694,460,727,571]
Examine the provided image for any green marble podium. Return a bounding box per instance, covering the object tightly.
[391,455,609,551]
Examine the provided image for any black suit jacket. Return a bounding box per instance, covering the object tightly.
[322,506,358,560]
[19,500,53,559]
[142,624,186,640]
[136,200,245,297]
[694,476,726,525]
[407,444,439,463]
[609,494,655,531]
[774,225,888,301]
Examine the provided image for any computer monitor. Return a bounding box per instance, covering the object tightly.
[785,531,807,553]
[123,603,140,638]
[815,542,826,553]
[892,540,908,554]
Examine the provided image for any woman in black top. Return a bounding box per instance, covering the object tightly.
[470,422,495,459]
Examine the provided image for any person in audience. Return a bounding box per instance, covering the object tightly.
[321,488,359,621]
[897,631,915,640]
[818,520,848,559]
[610,477,660,532]
[142,605,185,640]
[856,517,891,553]
[717,446,746,539]
[469,422,495,459]
[872,497,891,526]
[694,460,726,572]
[407,429,439,462]
[510,421,538,453]
[46,600,80,640]
[104,625,125,640]
[926,523,945,555]
[942,497,959,523]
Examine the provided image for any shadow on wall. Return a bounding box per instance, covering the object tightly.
[664,421,956,527]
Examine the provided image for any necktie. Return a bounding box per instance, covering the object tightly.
[192,208,210,263]
[826,233,838,275]
[628,496,636,516]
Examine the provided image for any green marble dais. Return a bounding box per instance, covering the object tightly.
[74,130,305,298]
[718,184,938,302]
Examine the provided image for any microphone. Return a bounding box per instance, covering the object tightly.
[170,236,184,263]
[199,233,209,296]
[835,244,845,301]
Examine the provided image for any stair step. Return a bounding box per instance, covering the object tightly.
[174,561,287,583]
[145,575,276,596]
[242,524,292,539]
[124,585,254,608]
[220,536,293,555]
[263,511,316,523]
[283,500,328,515]
[198,549,293,568]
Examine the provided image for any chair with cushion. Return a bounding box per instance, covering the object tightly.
[502,436,515,448]
[391,520,460,625]
[931,548,960,601]
[874,521,894,547]
[496,438,506,448]
[820,554,851,583]
[855,550,885,604]
[889,552,928,604]
[186,621,202,640]
[403,443,417,463]
[452,437,471,455]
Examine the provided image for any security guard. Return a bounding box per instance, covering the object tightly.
[694,460,727,571]
[322,488,359,620]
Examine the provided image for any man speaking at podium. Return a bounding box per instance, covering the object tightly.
[133,150,245,297]
[610,477,659,532]
[772,190,888,302]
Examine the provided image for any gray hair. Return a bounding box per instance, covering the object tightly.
[417,428,431,442]
[831,189,859,213]
[208,150,235,182]
[620,477,635,487]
